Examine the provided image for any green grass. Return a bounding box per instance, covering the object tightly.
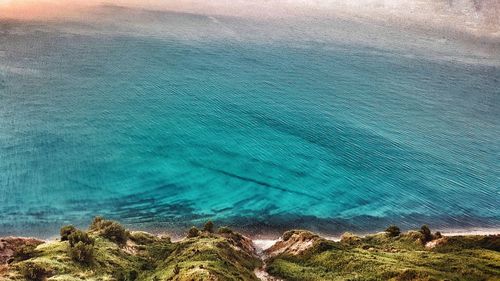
[1,220,498,281]
[0,218,261,281]
[148,235,261,281]
[266,231,500,281]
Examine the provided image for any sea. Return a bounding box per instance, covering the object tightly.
[0,4,499,238]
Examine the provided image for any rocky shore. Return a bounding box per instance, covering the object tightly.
[0,218,498,281]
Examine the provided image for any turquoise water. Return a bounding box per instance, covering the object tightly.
[1,8,499,237]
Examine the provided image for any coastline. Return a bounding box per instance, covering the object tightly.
[4,226,500,243]
[1,218,499,281]
[254,227,500,252]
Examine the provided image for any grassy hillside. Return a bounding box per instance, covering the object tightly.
[1,220,499,281]
[265,227,500,281]
[0,218,261,281]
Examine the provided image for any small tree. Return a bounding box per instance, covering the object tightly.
[60,225,77,241]
[187,226,199,238]
[385,225,401,237]
[419,225,432,242]
[203,221,214,233]
[434,231,442,239]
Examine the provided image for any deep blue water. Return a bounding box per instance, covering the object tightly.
[0,8,499,237]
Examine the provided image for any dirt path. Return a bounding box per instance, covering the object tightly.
[252,239,283,281]
[254,266,282,281]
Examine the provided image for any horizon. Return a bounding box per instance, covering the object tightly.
[0,0,499,38]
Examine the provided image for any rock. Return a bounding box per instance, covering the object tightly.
[340,232,361,244]
[0,237,44,264]
[425,237,446,249]
[264,230,321,257]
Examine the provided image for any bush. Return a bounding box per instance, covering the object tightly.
[90,217,128,245]
[69,241,94,264]
[89,216,105,230]
[218,227,233,234]
[66,230,94,264]
[385,225,401,237]
[419,225,433,242]
[68,230,94,247]
[434,231,442,239]
[19,262,49,281]
[101,222,128,245]
[60,225,77,241]
[187,226,199,238]
[203,221,214,233]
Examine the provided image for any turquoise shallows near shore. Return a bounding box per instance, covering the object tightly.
[0,6,499,237]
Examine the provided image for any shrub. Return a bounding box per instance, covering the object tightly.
[385,225,401,237]
[90,217,128,245]
[187,226,199,238]
[60,225,77,241]
[19,262,48,281]
[419,225,432,242]
[434,231,442,239]
[13,245,37,262]
[68,241,94,264]
[218,227,233,234]
[203,221,214,233]
[89,216,105,230]
[101,222,128,245]
[68,230,94,247]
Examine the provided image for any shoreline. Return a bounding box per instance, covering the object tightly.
[2,218,499,281]
[240,226,500,241]
[4,227,500,245]
[253,227,500,252]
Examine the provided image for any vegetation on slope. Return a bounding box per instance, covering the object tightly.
[1,219,499,281]
[265,226,500,281]
[0,218,261,281]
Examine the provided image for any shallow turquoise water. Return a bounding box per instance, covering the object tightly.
[0,8,499,237]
